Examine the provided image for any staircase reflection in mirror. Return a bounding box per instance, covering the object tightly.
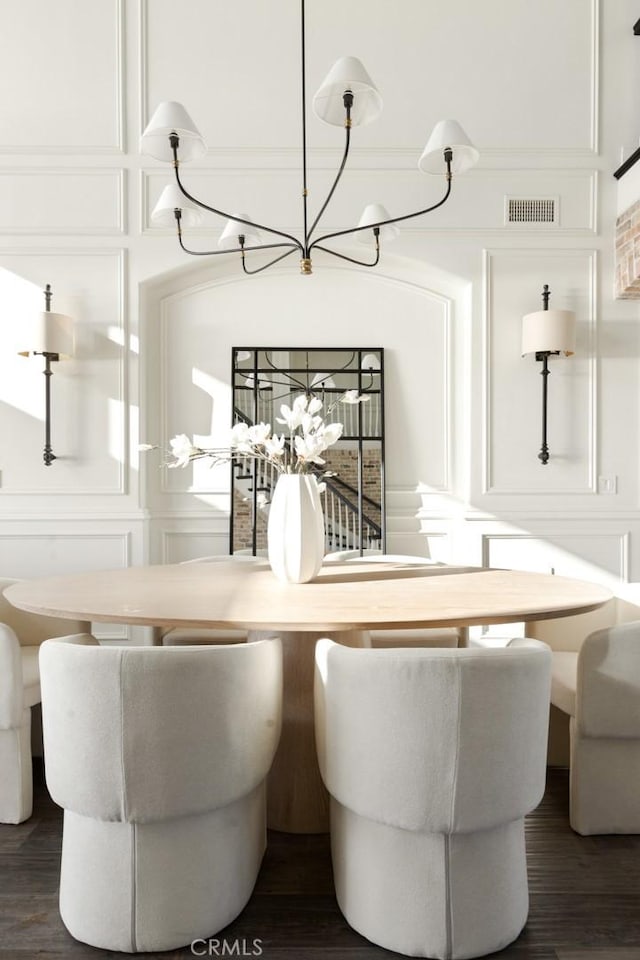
[230,348,385,557]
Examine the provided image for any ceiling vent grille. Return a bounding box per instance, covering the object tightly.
[505,197,557,226]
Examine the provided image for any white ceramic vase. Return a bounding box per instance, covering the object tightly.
[267,474,325,583]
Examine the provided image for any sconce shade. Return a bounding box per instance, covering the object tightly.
[312,57,383,127]
[311,372,336,389]
[418,119,479,174]
[218,214,262,249]
[140,101,207,162]
[521,309,576,357]
[361,353,381,370]
[18,311,74,358]
[236,350,251,362]
[151,184,204,226]
[356,203,400,243]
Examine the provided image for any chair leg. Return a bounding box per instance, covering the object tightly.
[0,708,33,824]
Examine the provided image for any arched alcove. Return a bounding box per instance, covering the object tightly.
[139,254,471,562]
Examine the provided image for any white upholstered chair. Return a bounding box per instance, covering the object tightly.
[323,552,460,648]
[0,578,89,824]
[314,638,551,959]
[546,621,640,834]
[40,635,282,953]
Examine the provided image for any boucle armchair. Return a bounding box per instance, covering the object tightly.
[548,621,640,834]
[314,638,551,959]
[0,578,89,824]
[40,635,282,953]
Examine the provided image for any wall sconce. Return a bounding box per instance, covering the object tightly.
[18,284,74,466]
[521,284,575,465]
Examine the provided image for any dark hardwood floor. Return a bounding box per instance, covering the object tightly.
[1,763,639,959]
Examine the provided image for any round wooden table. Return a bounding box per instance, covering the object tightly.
[6,559,612,833]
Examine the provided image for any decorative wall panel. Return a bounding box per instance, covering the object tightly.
[0,250,126,496]
[0,0,123,153]
[483,249,596,495]
[0,170,125,235]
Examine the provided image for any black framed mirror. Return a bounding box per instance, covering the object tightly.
[230,347,385,556]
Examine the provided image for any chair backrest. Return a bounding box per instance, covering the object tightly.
[577,621,640,738]
[0,578,90,647]
[40,636,282,824]
[315,638,551,835]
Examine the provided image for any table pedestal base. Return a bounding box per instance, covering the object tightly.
[250,629,368,833]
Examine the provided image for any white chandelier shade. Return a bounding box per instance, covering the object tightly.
[361,353,381,371]
[356,203,401,243]
[140,101,206,162]
[311,372,337,388]
[418,119,480,174]
[218,214,262,249]
[312,56,383,127]
[151,184,204,227]
[139,2,479,275]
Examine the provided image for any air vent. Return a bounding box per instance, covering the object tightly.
[505,197,557,226]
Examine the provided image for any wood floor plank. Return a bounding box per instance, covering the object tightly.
[0,764,639,959]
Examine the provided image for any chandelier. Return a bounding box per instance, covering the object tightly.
[140,0,479,276]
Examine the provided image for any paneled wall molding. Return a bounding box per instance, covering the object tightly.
[139,0,598,160]
[0,530,132,575]
[146,511,230,524]
[480,530,629,583]
[0,247,127,496]
[151,263,456,500]
[0,168,125,236]
[463,510,640,523]
[0,511,147,523]
[160,529,230,565]
[139,152,602,174]
[0,0,124,155]
[481,247,598,497]
[141,168,597,237]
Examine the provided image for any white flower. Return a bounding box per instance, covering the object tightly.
[276,394,309,430]
[168,434,200,468]
[137,443,155,451]
[264,433,286,457]
[294,433,326,465]
[341,389,369,404]
[230,422,254,453]
[248,422,271,444]
[149,392,345,477]
[318,422,344,447]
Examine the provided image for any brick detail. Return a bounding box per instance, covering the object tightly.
[615,199,640,299]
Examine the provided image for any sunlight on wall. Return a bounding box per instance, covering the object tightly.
[0,268,47,419]
[192,366,222,436]
[108,397,125,464]
[107,325,139,354]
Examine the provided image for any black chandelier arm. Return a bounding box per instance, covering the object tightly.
[178,233,297,259]
[241,245,299,275]
[309,154,453,251]
[264,352,308,392]
[171,143,305,253]
[306,98,353,245]
[312,242,381,269]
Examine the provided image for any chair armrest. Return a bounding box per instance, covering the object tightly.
[0,623,24,728]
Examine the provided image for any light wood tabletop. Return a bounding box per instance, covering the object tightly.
[6,560,613,834]
[5,559,613,632]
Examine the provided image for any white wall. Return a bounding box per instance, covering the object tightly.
[0,0,639,636]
